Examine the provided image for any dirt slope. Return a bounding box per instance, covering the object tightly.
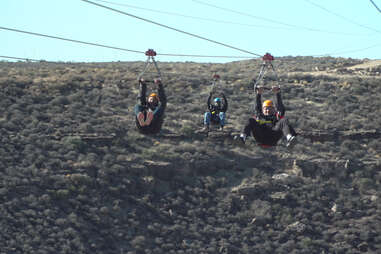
[0,58,380,253]
[347,59,381,70]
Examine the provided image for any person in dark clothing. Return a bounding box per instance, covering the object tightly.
[202,92,228,132]
[134,78,167,134]
[236,86,297,147]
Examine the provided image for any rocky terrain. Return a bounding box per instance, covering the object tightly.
[0,56,380,253]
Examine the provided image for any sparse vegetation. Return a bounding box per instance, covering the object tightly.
[0,58,380,253]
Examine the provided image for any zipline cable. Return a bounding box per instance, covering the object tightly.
[157,53,251,58]
[369,0,381,13]
[311,42,381,57]
[0,55,42,62]
[0,56,229,79]
[79,0,262,57]
[93,0,289,29]
[93,0,370,36]
[2,28,379,62]
[0,26,252,59]
[0,26,144,54]
[191,0,345,34]
[303,0,381,34]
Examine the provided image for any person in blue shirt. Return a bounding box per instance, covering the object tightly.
[201,92,228,132]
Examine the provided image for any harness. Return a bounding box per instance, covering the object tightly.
[137,49,161,81]
[207,73,226,123]
[210,73,222,92]
[248,53,282,146]
[258,144,274,149]
[253,112,283,148]
[137,49,163,108]
[210,106,223,122]
[246,54,293,148]
[256,119,273,125]
[251,53,279,93]
[254,112,283,126]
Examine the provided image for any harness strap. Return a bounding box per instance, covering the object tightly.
[256,119,272,125]
[258,144,274,148]
[252,53,279,92]
[210,73,222,93]
[276,112,284,120]
[137,49,161,81]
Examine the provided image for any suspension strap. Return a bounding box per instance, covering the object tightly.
[212,73,220,81]
[210,73,221,92]
[137,49,162,81]
[252,53,279,93]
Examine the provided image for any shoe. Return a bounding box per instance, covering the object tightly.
[137,112,146,126]
[233,134,246,145]
[200,126,209,133]
[218,126,224,131]
[286,135,297,148]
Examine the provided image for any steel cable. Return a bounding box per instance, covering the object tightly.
[303,0,381,34]
[0,26,145,54]
[0,26,253,59]
[80,0,262,57]
[369,0,381,13]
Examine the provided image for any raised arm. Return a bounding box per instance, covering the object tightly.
[273,87,285,116]
[255,92,263,116]
[207,92,213,110]
[221,93,228,112]
[156,79,167,110]
[137,79,147,106]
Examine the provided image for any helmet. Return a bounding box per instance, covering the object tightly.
[148,93,159,102]
[149,92,158,98]
[262,100,273,107]
[214,97,222,103]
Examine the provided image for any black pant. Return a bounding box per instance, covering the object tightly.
[243,117,296,146]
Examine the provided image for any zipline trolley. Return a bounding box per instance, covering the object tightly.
[251,53,279,93]
[137,49,162,82]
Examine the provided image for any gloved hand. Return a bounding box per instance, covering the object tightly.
[272,86,280,94]
[154,78,161,84]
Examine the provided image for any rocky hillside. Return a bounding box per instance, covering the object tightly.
[0,57,380,253]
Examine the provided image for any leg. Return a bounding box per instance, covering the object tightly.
[273,118,297,147]
[243,118,261,137]
[145,105,166,128]
[272,118,297,137]
[204,112,211,128]
[144,104,166,128]
[145,110,154,126]
[239,118,263,144]
[135,104,146,127]
[219,112,226,127]
[243,118,281,145]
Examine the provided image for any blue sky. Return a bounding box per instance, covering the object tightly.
[1,0,380,63]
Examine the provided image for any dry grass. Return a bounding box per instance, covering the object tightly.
[0,57,381,253]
